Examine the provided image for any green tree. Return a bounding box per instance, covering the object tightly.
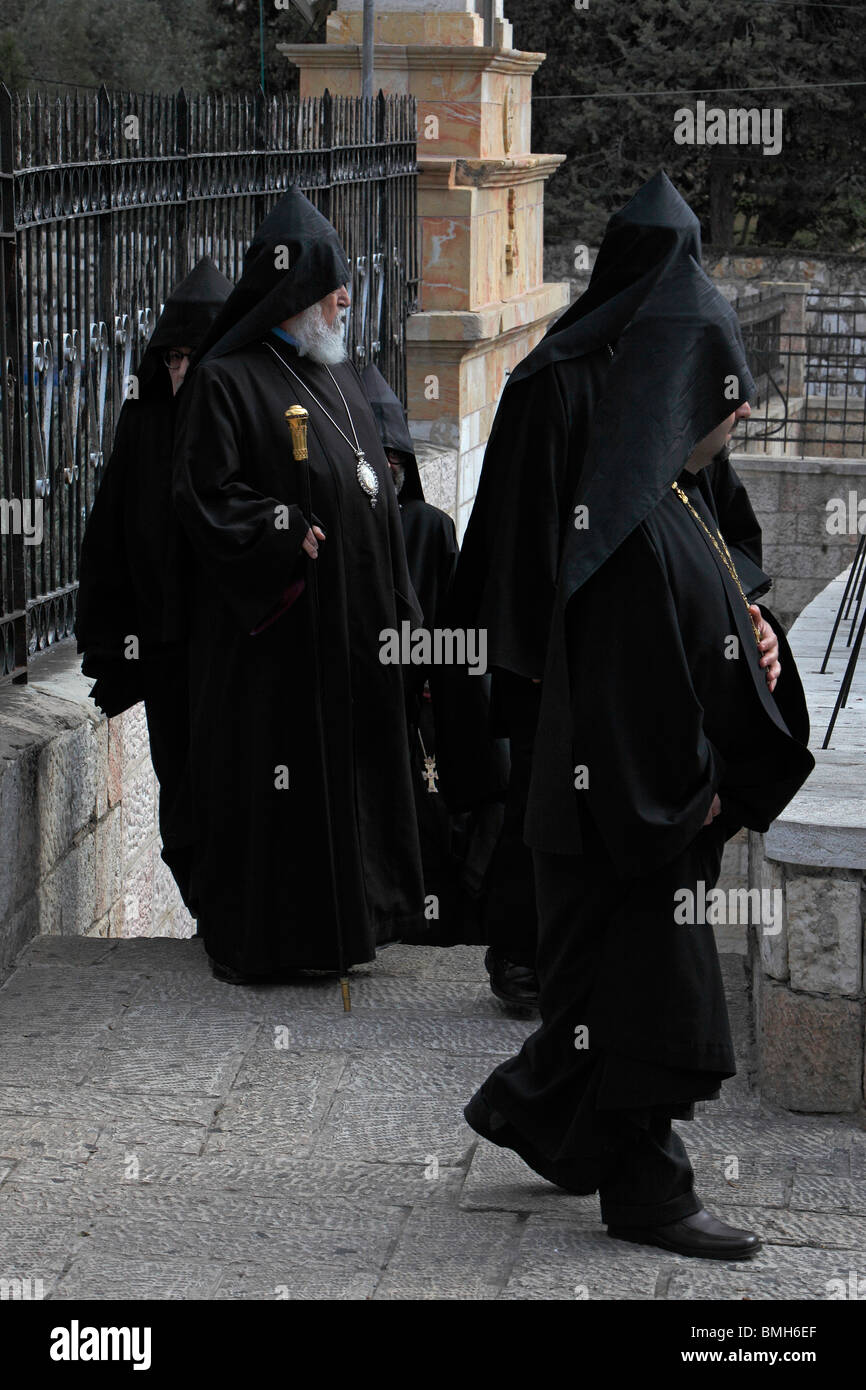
[0,30,28,88]
[507,0,864,251]
[0,0,331,94]
[215,0,332,92]
[1,0,225,91]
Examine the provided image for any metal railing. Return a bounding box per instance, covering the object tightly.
[0,85,419,683]
[735,289,866,460]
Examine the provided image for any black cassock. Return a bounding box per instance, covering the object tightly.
[173,335,424,972]
[360,361,503,943]
[450,173,779,971]
[76,257,233,908]
[469,212,815,1220]
[482,475,814,1191]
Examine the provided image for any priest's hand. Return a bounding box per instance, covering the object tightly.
[302,525,326,559]
[749,605,780,692]
[703,793,722,826]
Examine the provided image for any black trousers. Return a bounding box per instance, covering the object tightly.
[483,674,541,966]
[479,815,734,1227]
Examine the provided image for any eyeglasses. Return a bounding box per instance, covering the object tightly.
[163,350,192,369]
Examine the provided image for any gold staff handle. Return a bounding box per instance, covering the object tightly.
[285,404,309,460]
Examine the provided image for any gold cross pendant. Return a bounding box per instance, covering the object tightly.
[423,754,439,794]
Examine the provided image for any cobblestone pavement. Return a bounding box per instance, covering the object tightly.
[0,935,863,1300]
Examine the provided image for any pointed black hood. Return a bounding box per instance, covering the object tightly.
[138,256,234,389]
[193,188,351,365]
[360,363,424,501]
[557,253,756,610]
[511,170,702,384]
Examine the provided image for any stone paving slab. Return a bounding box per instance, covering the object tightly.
[0,1216,93,1270]
[849,1136,866,1177]
[49,1256,225,1300]
[790,1176,866,1215]
[306,1051,494,1166]
[78,1203,405,1269]
[1,1175,406,1234]
[212,1265,379,1300]
[13,937,123,970]
[0,961,142,1004]
[0,1084,216,1129]
[0,1116,101,1163]
[266,1009,533,1056]
[711,1203,866,1250]
[677,1114,856,1174]
[206,1051,347,1158]
[313,1090,477,1167]
[220,1042,347,1096]
[373,1208,523,1299]
[499,1222,685,1301]
[328,1050,495,1097]
[82,1053,237,1100]
[137,973,487,1017]
[359,944,489,981]
[1,1152,464,1210]
[665,1245,866,1300]
[0,936,863,1300]
[0,1040,103,1087]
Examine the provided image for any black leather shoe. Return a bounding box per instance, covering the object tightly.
[607,1206,762,1260]
[209,956,257,986]
[464,1090,597,1196]
[485,948,539,1008]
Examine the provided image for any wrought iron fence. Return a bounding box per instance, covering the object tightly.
[735,289,866,459]
[0,85,419,683]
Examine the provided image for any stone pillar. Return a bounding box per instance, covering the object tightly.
[748,833,865,1113]
[280,0,569,535]
[765,281,807,400]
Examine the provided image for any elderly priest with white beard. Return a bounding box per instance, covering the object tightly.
[172,188,424,985]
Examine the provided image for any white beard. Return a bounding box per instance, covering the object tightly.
[290,301,348,365]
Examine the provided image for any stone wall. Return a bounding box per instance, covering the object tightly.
[727,453,865,632]
[749,841,865,1112]
[748,568,866,1115]
[0,645,193,983]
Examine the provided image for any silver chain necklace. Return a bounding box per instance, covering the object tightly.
[264,340,379,506]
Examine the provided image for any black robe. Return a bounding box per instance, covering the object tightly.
[449,345,613,691]
[445,174,773,950]
[473,196,814,1167]
[481,470,815,1155]
[75,257,233,908]
[359,359,506,942]
[449,170,705,692]
[399,492,505,946]
[172,336,424,972]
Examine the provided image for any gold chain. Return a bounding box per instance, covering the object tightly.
[671,482,762,646]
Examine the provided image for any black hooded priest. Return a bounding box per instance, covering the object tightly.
[172,190,424,984]
[450,171,784,1009]
[76,256,233,909]
[360,363,504,945]
[463,232,815,1261]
